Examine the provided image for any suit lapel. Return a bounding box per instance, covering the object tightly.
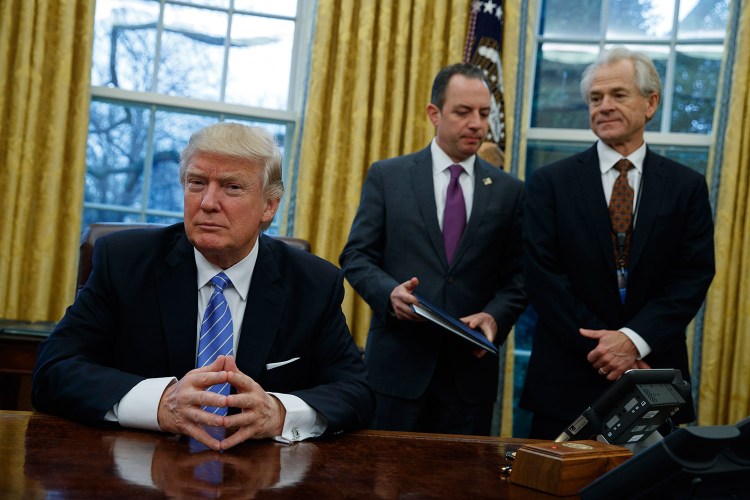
[235,236,284,379]
[630,149,666,269]
[410,148,447,265]
[157,233,200,378]
[575,146,617,273]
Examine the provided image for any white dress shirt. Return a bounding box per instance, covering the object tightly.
[431,138,475,229]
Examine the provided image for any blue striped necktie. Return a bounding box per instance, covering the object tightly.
[197,272,234,415]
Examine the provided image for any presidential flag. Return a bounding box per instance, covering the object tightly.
[464,0,506,148]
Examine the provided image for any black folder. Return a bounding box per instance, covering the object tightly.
[411,294,498,355]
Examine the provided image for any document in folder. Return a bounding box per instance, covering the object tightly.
[411,294,498,355]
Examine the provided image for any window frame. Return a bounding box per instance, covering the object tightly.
[525,0,725,148]
[84,0,316,230]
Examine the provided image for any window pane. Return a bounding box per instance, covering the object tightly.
[678,0,730,39]
[531,44,597,129]
[92,0,159,90]
[86,100,151,210]
[158,5,228,100]
[539,0,601,38]
[648,145,709,176]
[607,0,675,39]
[526,140,591,178]
[225,15,295,109]
[182,0,230,8]
[671,46,723,134]
[234,0,298,17]
[82,209,149,226]
[150,112,219,214]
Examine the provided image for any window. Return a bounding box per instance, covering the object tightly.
[513,0,731,437]
[84,0,313,230]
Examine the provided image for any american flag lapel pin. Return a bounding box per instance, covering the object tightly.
[483,177,492,186]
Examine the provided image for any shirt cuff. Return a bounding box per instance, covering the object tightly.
[619,327,651,359]
[105,377,176,431]
[269,393,327,443]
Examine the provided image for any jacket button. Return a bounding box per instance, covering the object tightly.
[446,276,455,283]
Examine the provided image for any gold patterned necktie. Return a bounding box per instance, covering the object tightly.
[609,159,634,269]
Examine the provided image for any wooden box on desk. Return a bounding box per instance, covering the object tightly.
[509,440,632,496]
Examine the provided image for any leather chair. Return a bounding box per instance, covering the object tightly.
[77,222,311,293]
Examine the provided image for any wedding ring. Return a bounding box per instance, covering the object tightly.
[599,368,608,375]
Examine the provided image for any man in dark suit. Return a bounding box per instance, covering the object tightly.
[340,63,526,435]
[520,47,715,439]
[33,123,374,451]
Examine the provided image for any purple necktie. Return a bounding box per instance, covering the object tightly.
[443,164,466,264]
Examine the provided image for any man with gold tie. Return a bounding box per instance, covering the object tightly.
[521,47,715,439]
[33,123,374,451]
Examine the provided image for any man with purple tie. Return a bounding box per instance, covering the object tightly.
[340,63,526,435]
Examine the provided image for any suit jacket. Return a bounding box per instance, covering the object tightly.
[520,144,715,424]
[32,224,374,434]
[339,146,526,405]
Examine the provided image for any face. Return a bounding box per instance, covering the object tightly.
[183,152,279,268]
[587,59,659,156]
[427,74,490,163]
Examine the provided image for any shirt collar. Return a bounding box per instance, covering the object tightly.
[194,238,259,301]
[597,140,646,174]
[430,138,475,177]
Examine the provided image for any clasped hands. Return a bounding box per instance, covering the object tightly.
[580,328,650,381]
[157,355,286,451]
[390,277,497,359]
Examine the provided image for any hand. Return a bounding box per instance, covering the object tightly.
[219,356,286,450]
[151,437,282,497]
[580,328,642,381]
[157,355,231,451]
[462,312,497,359]
[389,277,421,321]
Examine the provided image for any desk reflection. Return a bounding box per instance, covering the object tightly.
[24,418,316,498]
[13,412,534,498]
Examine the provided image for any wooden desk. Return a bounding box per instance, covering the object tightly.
[0,320,54,373]
[0,322,54,410]
[0,411,565,499]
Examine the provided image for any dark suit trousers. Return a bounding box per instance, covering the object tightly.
[369,356,493,436]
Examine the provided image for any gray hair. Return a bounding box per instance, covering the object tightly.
[179,122,284,203]
[580,46,662,103]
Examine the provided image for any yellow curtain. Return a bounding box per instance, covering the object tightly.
[699,1,750,425]
[295,0,469,346]
[0,0,94,321]
[497,0,538,437]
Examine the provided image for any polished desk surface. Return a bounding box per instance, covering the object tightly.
[0,411,566,499]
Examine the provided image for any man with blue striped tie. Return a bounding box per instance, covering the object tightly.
[33,123,374,451]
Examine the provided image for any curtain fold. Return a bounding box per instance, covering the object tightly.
[295,0,469,347]
[0,0,94,321]
[700,0,750,425]
[497,0,537,437]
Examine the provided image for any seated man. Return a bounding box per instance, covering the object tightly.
[32,122,374,451]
